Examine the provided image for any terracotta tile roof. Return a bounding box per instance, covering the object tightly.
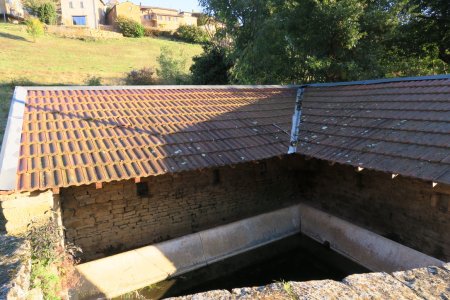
[298,77,450,185]
[0,75,449,193]
[2,86,296,192]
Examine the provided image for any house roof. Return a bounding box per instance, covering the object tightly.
[297,75,450,185]
[0,86,295,192]
[140,6,179,13]
[0,75,449,193]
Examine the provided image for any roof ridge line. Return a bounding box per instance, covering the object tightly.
[19,85,299,91]
[305,74,450,88]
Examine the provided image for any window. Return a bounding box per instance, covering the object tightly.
[69,1,73,8]
[136,182,149,197]
[80,1,83,8]
[72,16,86,26]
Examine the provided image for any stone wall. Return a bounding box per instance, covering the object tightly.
[61,157,301,261]
[0,190,54,235]
[295,156,450,261]
[60,155,450,262]
[0,235,33,300]
[46,25,123,39]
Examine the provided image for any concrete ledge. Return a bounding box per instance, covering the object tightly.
[73,203,445,298]
[74,205,301,299]
[297,203,444,272]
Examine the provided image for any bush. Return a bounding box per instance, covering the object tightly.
[144,27,160,37]
[125,67,156,85]
[85,75,102,86]
[9,77,35,89]
[116,16,145,38]
[27,219,81,299]
[157,46,190,84]
[190,43,233,84]
[37,2,57,25]
[175,25,209,44]
[25,17,45,42]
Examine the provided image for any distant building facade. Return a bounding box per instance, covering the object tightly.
[60,0,106,28]
[140,6,197,30]
[106,1,141,27]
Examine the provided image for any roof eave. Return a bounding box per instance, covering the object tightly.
[0,87,27,192]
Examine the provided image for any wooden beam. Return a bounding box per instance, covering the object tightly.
[52,187,60,195]
[95,182,103,189]
[134,177,141,183]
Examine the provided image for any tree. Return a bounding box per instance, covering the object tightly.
[199,0,448,84]
[190,43,233,84]
[37,2,57,25]
[157,46,191,84]
[25,17,45,42]
[23,0,57,25]
[399,0,449,64]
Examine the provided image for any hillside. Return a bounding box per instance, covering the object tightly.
[0,23,202,140]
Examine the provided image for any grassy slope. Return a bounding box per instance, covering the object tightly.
[0,23,202,139]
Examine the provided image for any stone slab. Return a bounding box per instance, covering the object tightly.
[392,266,450,299]
[290,280,360,300]
[165,290,232,300]
[343,272,421,299]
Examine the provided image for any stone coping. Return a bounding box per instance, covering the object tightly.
[166,265,450,300]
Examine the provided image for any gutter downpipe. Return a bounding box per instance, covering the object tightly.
[288,86,305,154]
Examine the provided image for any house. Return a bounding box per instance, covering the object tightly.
[60,0,106,28]
[140,6,197,30]
[0,0,25,21]
[106,1,141,27]
[0,76,448,271]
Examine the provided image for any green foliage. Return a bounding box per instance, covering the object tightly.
[9,77,34,89]
[157,46,191,84]
[200,0,448,84]
[190,43,233,84]
[175,25,209,44]
[116,16,145,38]
[23,0,48,16]
[27,219,63,299]
[25,17,45,42]
[144,27,160,37]
[196,14,209,26]
[31,260,61,300]
[27,219,81,300]
[397,0,450,64]
[37,2,57,25]
[85,75,102,86]
[124,67,156,85]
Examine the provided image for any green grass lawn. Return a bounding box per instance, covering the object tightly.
[0,23,202,139]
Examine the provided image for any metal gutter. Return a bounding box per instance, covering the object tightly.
[288,86,305,154]
[0,87,27,191]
